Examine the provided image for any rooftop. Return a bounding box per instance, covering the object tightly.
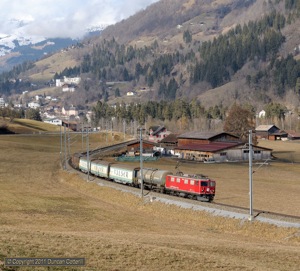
[175,142,243,152]
[177,131,238,140]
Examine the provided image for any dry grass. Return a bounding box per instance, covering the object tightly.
[0,135,299,271]
[28,51,78,82]
[6,118,62,134]
[24,86,61,97]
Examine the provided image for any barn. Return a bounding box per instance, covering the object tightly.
[174,131,272,162]
[255,125,288,140]
[126,140,157,156]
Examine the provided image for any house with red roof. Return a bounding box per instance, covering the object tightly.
[148,125,171,143]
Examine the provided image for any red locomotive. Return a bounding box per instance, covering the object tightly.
[138,168,215,202]
[165,173,215,202]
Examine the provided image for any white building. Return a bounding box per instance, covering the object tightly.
[35,95,43,101]
[62,84,76,92]
[56,76,81,87]
[62,105,78,117]
[0,97,5,108]
[28,102,41,109]
[44,118,62,126]
[258,110,266,118]
[126,91,136,96]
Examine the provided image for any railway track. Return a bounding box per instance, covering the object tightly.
[211,202,300,222]
[69,141,300,227]
[82,139,137,157]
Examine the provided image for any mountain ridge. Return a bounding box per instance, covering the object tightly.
[0,19,106,72]
[1,0,300,112]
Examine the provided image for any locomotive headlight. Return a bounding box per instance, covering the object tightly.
[206,188,210,192]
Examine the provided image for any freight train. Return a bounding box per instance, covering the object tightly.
[71,154,216,202]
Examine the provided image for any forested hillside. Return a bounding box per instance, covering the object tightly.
[60,4,300,102]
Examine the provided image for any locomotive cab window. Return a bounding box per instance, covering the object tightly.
[210,181,215,187]
[202,181,208,186]
[195,181,199,186]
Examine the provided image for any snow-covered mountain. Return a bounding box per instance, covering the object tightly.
[0,19,106,71]
[0,19,44,55]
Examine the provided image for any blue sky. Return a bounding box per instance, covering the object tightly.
[0,0,159,38]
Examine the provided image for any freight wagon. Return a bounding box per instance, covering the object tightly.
[90,160,112,178]
[109,164,140,185]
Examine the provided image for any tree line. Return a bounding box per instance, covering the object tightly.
[91,99,289,126]
[0,107,42,122]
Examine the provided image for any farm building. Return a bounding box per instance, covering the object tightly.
[177,131,240,145]
[126,140,157,156]
[174,131,272,162]
[255,125,287,140]
[286,130,300,140]
[62,121,78,131]
[159,133,179,147]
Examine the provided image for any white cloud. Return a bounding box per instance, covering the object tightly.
[0,0,159,39]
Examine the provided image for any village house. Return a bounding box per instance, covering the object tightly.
[148,126,171,143]
[0,97,5,108]
[35,95,43,101]
[56,76,81,87]
[44,118,62,126]
[62,105,78,118]
[14,104,23,108]
[28,101,41,109]
[62,84,76,92]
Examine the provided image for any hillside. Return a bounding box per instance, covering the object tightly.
[1,0,300,113]
[0,118,61,134]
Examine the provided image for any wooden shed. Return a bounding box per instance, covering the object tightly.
[256,125,287,140]
[126,140,157,154]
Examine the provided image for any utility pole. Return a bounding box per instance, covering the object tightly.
[67,122,70,157]
[87,128,90,181]
[81,122,84,152]
[123,119,126,140]
[64,125,67,170]
[60,125,62,167]
[249,130,254,221]
[139,128,144,198]
[106,120,108,143]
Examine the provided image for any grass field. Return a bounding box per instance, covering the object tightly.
[0,134,299,271]
[28,51,78,82]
